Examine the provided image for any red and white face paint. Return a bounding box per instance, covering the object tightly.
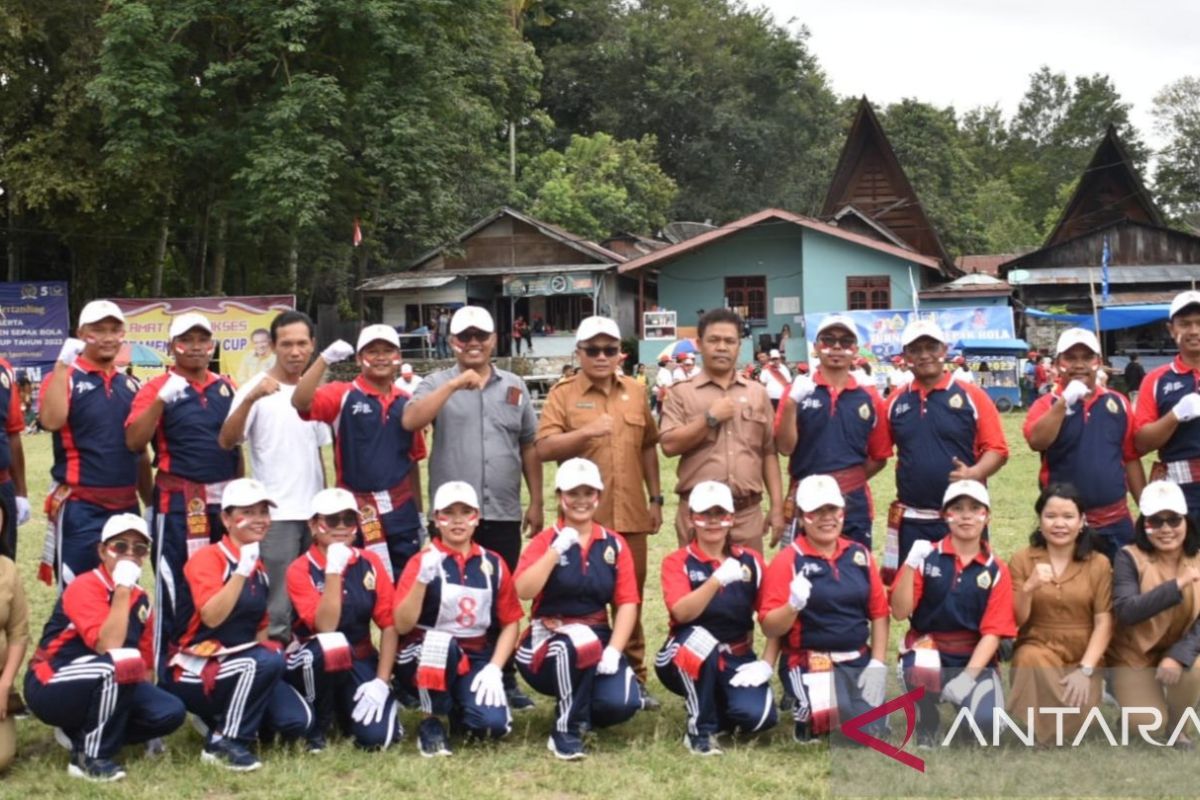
[691,510,734,529]
[226,502,272,544]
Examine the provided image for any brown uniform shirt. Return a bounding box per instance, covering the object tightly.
[537,373,659,533]
[661,371,775,498]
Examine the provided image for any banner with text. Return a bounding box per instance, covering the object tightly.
[802,307,1015,362]
[0,281,70,380]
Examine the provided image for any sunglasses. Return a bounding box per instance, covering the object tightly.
[107,541,150,558]
[454,330,490,343]
[1146,514,1185,530]
[580,346,620,358]
[321,511,359,528]
[818,335,857,349]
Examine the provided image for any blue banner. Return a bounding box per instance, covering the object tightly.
[0,281,70,380]
[802,307,1015,362]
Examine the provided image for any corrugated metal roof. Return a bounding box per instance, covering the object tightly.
[358,274,459,292]
[1020,265,1200,284]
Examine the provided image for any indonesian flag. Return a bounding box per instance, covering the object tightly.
[353,218,363,247]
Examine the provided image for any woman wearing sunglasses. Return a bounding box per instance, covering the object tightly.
[163,479,313,771]
[25,513,186,782]
[890,480,1016,748]
[394,481,522,757]
[656,480,778,756]
[1108,480,1200,747]
[285,488,399,751]
[514,458,642,760]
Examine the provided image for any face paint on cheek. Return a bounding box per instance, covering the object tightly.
[316,522,330,535]
[817,346,834,356]
[234,516,251,530]
[452,344,464,354]
[174,344,188,355]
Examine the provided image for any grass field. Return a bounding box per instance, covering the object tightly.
[0,413,1156,798]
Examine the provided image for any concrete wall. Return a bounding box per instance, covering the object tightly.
[799,227,925,322]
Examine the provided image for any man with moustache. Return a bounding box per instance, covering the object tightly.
[402,305,543,710]
[1025,327,1143,560]
[38,300,151,586]
[219,310,331,642]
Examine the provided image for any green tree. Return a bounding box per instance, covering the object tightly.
[971,178,1039,253]
[1152,76,1200,226]
[515,132,677,239]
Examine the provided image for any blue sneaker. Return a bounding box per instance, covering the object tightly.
[68,751,126,782]
[547,731,586,761]
[684,733,722,756]
[417,718,452,758]
[201,737,262,772]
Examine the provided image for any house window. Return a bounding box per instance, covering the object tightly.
[847,276,891,310]
[725,276,767,326]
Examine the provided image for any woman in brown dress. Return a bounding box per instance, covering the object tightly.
[1009,483,1112,745]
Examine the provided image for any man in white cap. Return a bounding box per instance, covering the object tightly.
[776,313,888,548]
[878,318,1008,581]
[395,363,422,394]
[126,311,240,659]
[535,315,663,707]
[293,323,425,582]
[759,349,792,410]
[672,354,698,383]
[38,300,150,586]
[1135,290,1200,522]
[402,305,542,710]
[0,339,29,560]
[1025,327,1144,559]
[219,310,330,641]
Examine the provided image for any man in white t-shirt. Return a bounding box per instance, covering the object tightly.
[218,310,331,641]
[758,348,792,408]
[952,355,976,384]
[395,362,422,394]
[672,354,698,382]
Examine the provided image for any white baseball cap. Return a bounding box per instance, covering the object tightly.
[1140,481,1188,517]
[688,481,735,513]
[942,479,990,509]
[796,474,845,512]
[78,300,125,327]
[901,319,947,347]
[768,349,781,359]
[555,458,604,492]
[450,306,495,335]
[1055,328,1101,356]
[100,512,150,543]
[433,480,480,512]
[168,312,213,340]
[356,324,400,352]
[400,363,414,375]
[815,313,858,339]
[575,316,621,344]
[221,478,277,510]
[1169,290,1200,320]
[310,487,357,517]
[682,355,695,364]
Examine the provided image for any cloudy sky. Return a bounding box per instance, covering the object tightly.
[760,0,1198,152]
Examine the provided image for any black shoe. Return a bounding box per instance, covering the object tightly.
[639,688,661,711]
[417,718,452,758]
[793,721,820,746]
[780,694,796,712]
[916,730,938,750]
[201,737,262,772]
[547,731,586,761]
[684,733,723,756]
[506,684,535,711]
[68,752,126,782]
[306,733,327,754]
[396,686,421,710]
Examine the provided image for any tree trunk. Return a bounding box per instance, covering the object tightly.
[211,209,228,295]
[151,201,171,296]
[509,120,517,179]
[196,202,210,293]
[5,188,16,282]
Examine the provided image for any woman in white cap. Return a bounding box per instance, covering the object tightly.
[656,480,778,756]
[393,481,522,757]
[25,513,186,781]
[890,479,1016,747]
[162,478,313,771]
[1107,480,1200,746]
[514,458,642,760]
[284,488,400,751]
[759,475,889,744]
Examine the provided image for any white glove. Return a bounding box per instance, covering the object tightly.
[234,542,260,577]
[788,573,812,612]
[351,678,390,726]
[470,663,505,707]
[551,526,580,555]
[940,670,977,706]
[789,375,816,404]
[728,659,773,688]
[58,337,86,366]
[1061,379,1089,410]
[157,373,189,404]
[857,658,887,707]
[1173,393,1200,423]
[596,645,621,675]
[416,547,445,584]
[712,557,744,587]
[324,542,352,575]
[111,559,142,588]
[320,339,355,365]
[905,539,935,571]
[15,496,30,525]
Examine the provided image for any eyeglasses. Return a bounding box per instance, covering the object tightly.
[321,511,359,528]
[107,541,150,558]
[580,346,620,358]
[1146,514,1185,530]
[454,330,490,343]
[818,335,857,349]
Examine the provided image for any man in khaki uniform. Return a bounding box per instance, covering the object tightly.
[536,315,663,709]
[660,308,785,553]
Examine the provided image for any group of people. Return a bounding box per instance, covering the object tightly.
[2,288,1200,780]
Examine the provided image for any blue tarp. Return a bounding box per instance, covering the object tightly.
[1025,304,1170,331]
[957,338,1030,352]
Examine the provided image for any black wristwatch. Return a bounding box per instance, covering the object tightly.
[705,411,721,429]
[649,495,665,506]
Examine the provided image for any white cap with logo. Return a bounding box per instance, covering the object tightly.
[450,306,495,335]
[221,478,277,510]
[815,314,859,339]
[1054,327,1101,356]
[79,300,125,327]
[575,316,621,343]
[555,458,604,492]
[1140,480,1188,517]
[688,481,735,513]
[768,349,781,359]
[356,324,400,352]
[901,319,948,347]
[1169,290,1200,320]
[101,512,150,543]
[310,488,357,517]
[796,474,845,512]
[433,480,480,512]
[942,479,990,509]
[168,312,213,340]
[400,363,414,375]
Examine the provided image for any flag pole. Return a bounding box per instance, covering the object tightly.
[1089,267,1104,360]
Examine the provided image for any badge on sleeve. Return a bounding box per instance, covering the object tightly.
[739,564,752,583]
[949,394,963,410]
[0,372,9,389]
[363,569,376,591]
[603,546,616,565]
[507,386,523,406]
[480,559,494,576]
[858,403,870,420]
[1106,397,1118,414]
[853,549,867,567]
[219,383,231,397]
[138,603,150,623]
[976,571,992,590]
